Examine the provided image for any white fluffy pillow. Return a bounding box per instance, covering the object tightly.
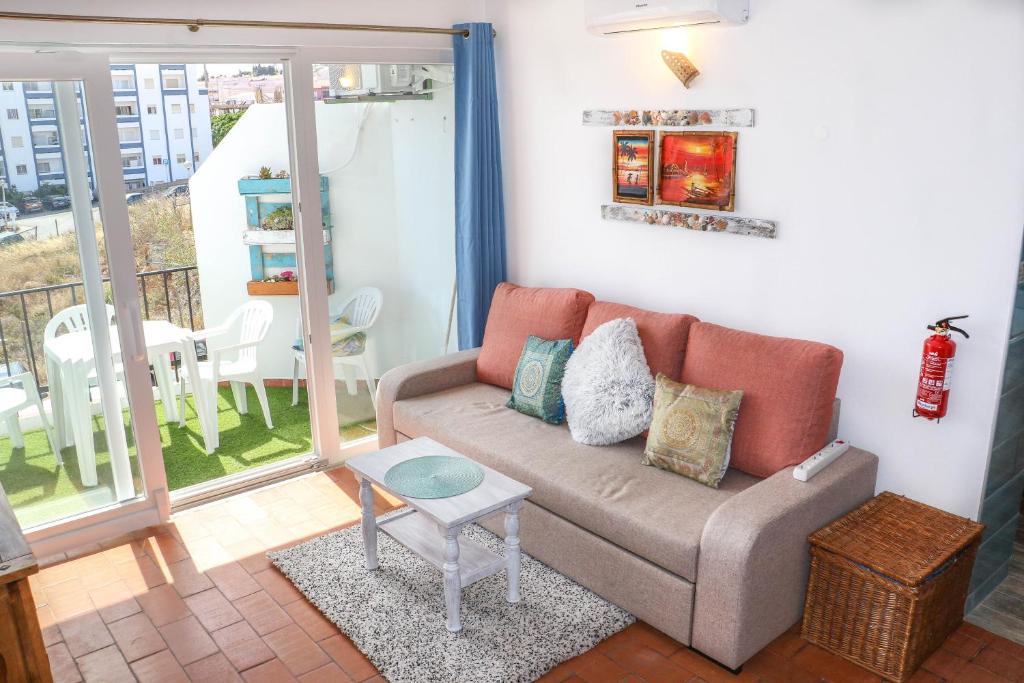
[561,317,655,445]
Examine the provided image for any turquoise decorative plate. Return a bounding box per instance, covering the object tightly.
[383,456,485,499]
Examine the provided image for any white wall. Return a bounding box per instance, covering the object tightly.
[484,0,1024,518]
[390,87,458,361]
[190,94,455,381]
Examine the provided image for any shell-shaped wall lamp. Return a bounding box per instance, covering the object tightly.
[661,49,700,88]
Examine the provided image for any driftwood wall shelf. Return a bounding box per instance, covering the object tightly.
[601,204,777,239]
[583,109,754,127]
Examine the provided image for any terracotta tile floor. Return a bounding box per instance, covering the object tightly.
[32,467,1024,683]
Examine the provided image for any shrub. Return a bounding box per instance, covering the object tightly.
[0,195,200,386]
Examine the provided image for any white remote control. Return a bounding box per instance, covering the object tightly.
[793,440,850,481]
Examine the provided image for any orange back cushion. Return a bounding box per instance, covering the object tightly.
[581,302,698,379]
[680,322,843,478]
[476,283,596,390]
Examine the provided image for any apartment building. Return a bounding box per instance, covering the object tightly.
[0,79,80,193]
[0,63,212,194]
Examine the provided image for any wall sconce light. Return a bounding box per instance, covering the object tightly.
[661,49,700,89]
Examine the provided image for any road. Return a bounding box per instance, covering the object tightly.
[4,204,101,240]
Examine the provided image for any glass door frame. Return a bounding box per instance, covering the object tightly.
[105,49,345,508]
[0,41,458,551]
[115,45,457,469]
[283,45,456,463]
[0,51,168,550]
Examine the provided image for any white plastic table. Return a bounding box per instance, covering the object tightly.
[44,319,215,487]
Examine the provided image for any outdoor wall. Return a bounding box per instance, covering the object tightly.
[483,0,1024,519]
[189,94,455,382]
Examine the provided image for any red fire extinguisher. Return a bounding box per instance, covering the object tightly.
[913,315,969,421]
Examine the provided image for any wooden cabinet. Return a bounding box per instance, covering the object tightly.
[0,485,51,682]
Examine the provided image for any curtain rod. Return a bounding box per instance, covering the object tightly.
[0,11,495,38]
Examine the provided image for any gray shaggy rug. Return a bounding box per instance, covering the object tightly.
[268,517,634,683]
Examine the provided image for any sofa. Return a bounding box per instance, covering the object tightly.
[376,283,878,670]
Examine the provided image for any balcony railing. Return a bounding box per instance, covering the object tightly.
[0,265,201,392]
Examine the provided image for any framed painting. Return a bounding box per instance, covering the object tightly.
[612,130,655,205]
[657,131,738,212]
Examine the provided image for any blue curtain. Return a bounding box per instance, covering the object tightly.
[453,22,507,350]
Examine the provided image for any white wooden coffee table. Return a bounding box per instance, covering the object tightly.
[345,437,532,633]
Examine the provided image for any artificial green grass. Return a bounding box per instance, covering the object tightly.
[160,385,314,491]
[0,385,377,528]
[0,410,144,528]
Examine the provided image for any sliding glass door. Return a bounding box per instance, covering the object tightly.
[0,54,157,530]
[299,61,457,448]
[0,43,458,547]
[115,59,317,502]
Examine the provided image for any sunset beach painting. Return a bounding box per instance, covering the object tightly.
[612,130,655,205]
[658,131,738,211]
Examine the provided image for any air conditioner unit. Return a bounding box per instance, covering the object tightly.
[586,0,748,34]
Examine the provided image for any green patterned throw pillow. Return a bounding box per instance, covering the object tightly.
[506,336,574,424]
[642,374,743,488]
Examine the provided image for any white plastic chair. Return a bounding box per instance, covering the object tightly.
[292,287,382,410]
[0,371,59,459]
[179,301,275,431]
[45,303,122,402]
[44,303,116,342]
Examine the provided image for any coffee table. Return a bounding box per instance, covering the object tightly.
[345,437,532,633]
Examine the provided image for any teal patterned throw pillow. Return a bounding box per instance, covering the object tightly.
[506,336,574,424]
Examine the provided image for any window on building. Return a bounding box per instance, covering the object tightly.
[114,104,136,116]
[152,155,163,165]
[37,161,52,174]
[126,180,145,190]
[176,153,187,164]
[174,128,184,140]
[149,129,160,141]
[163,75,184,89]
[191,127,198,138]
[112,76,136,90]
[122,154,142,168]
[117,126,141,143]
[6,109,18,120]
[146,105,158,115]
[194,153,201,163]
[144,78,155,89]
[15,164,27,175]
[10,136,23,148]
[1,82,13,91]
[170,103,182,114]
[189,103,197,114]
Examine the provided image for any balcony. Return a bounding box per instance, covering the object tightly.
[121,156,145,172]
[22,81,52,94]
[0,249,376,528]
[27,108,57,123]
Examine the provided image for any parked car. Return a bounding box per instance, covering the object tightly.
[43,194,70,210]
[163,184,190,200]
[126,192,147,205]
[0,202,17,221]
[20,195,43,212]
[0,232,25,247]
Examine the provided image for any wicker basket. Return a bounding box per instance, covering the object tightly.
[802,492,984,682]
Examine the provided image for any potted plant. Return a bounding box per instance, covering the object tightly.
[246,269,299,295]
[259,205,293,231]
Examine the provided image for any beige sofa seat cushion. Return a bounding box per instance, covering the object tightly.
[392,382,761,582]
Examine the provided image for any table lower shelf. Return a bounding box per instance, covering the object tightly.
[378,510,506,588]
